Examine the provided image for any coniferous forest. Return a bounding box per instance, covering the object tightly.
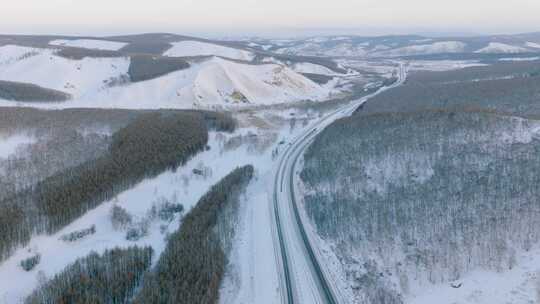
[25,246,153,304]
[0,108,235,262]
[133,165,254,304]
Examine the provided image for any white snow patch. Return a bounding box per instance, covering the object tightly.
[0,45,130,99]
[380,41,467,56]
[499,57,540,62]
[218,133,282,304]
[475,42,528,54]
[49,39,127,51]
[0,133,34,159]
[165,40,255,61]
[525,41,540,49]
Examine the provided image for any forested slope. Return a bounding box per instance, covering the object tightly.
[0,109,235,263]
[0,80,71,102]
[302,62,540,302]
[25,246,153,304]
[358,61,540,118]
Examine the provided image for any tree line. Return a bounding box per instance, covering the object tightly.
[133,165,254,304]
[0,80,71,102]
[0,109,235,262]
[25,246,153,304]
[302,109,540,301]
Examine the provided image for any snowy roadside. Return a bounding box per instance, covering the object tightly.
[218,109,329,304]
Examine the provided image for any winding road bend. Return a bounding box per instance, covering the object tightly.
[272,63,407,304]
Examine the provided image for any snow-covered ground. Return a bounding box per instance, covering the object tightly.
[408,247,540,304]
[164,40,255,61]
[0,45,334,109]
[475,42,528,54]
[49,39,128,51]
[0,45,41,65]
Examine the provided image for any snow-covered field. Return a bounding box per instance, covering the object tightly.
[408,60,487,71]
[408,247,540,304]
[0,45,335,109]
[0,45,130,99]
[49,39,128,51]
[165,40,255,61]
[0,45,41,65]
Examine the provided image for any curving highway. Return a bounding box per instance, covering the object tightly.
[272,63,407,304]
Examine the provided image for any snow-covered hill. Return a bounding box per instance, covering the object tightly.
[475,42,529,54]
[0,45,333,109]
[164,40,255,61]
[525,41,540,49]
[269,34,540,58]
[0,45,130,99]
[376,41,467,57]
[91,57,332,109]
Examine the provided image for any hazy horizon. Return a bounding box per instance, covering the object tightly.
[2,0,540,38]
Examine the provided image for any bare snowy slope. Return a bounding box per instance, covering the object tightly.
[475,42,529,53]
[0,44,333,109]
[164,40,255,61]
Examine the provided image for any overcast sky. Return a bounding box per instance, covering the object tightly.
[2,0,540,37]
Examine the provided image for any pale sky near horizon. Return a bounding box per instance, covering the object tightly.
[2,0,540,37]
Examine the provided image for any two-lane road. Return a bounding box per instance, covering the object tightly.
[272,63,407,304]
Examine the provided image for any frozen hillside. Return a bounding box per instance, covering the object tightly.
[49,39,128,51]
[475,42,528,53]
[376,41,467,56]
[94,57,331,109]
[299,62,540,304]
[164,40,255,61]
[0,45,129,99]
[0,44,333,109]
